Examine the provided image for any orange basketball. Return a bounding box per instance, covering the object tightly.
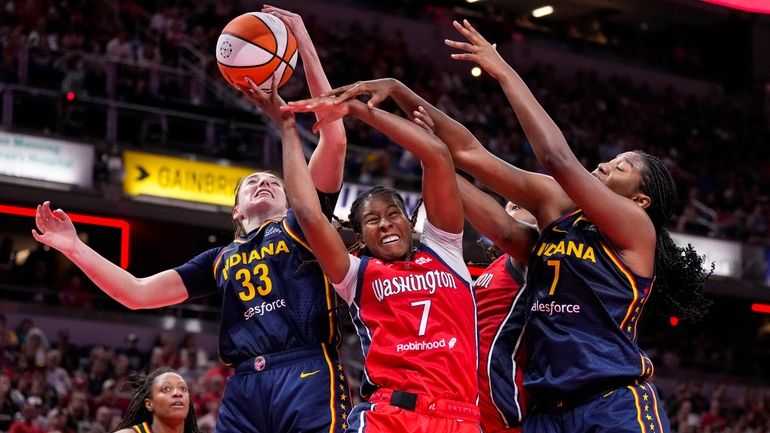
[215,12,298,91]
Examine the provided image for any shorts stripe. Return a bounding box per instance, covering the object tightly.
[628,386,647,433]
[648,384,665,433]
[322,344,337,433]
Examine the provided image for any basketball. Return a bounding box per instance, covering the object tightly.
[215,12,298,92]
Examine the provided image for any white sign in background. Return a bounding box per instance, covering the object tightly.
[334,183,426,233]
[669,233,741,278]
[0,132,94,187]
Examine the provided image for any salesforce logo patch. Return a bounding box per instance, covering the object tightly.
[244,299,287,320]
[530,300,581,315]
[396,336,457,352]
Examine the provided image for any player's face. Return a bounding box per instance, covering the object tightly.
[591,152,646,199]
[358,195,412,261]
[146,372,189,423]
[236,172,287,216]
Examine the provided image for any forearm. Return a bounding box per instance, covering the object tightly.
[281,118,325,218]
[67,241,182,309]
[457,177,533,263]
[302,41,346,192]
[496,68,573,170]
[348,100,447,165]
[390,81,483,161]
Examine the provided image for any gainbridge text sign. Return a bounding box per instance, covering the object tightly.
[123,150,255,206]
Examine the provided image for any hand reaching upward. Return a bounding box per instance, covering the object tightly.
[445,19,512,80]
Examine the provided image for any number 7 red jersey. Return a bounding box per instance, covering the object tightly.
[335,221,478,404]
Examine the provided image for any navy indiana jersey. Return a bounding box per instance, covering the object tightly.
[524,209,654,399]
[175,209,339,366]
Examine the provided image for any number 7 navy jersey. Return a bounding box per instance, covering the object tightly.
[175,209,339,366]
[523,209,655,398]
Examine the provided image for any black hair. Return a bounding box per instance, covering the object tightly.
[636,151,712,321]
[113,368,200,433]
[342,186,411,257]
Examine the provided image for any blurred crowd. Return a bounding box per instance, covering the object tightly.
[1,0,767,244]
[0,313,229,433]
[1,310,770,433]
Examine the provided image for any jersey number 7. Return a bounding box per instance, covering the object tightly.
[410,300,432,336]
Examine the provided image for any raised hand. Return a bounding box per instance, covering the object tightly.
[445,19,511,79]
[283,95,349,133]
[240,76,293,126]
[262,5,313,51]
[31,201,79,255]
[319,78,400,109]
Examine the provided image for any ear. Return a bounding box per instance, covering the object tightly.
[631,192,651,209]
[145,398,153,413]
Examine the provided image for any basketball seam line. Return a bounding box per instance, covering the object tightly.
[249,13,297,66]
[250,14,280,58]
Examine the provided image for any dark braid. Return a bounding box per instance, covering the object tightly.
[636,151,713,321]
[347,186,410,257]
[113,368,200,433]
[409,197,424,227]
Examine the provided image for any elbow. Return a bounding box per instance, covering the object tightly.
[538,139,573,173]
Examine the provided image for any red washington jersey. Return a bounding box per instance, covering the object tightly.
[474,254,527,431]
[334,220,477,403]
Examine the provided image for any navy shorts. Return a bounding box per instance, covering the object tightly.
[215,344,351,433]
[523,382,669,433]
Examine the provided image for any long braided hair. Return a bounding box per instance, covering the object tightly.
[635,151,712,321]
[342,186,418,257]
[113,368,200,433]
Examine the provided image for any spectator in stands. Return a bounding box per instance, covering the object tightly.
[44,349,72,399]
[0,315,18,350]
[45,407,72,433]
[52,330,79,373]
[8,396,45,433]
[65,391,90,433]
[112,368,199,433]
[93,379,130,415]
[88,405,114,433]
[0,374,19,431]
[116,334,144,374]
[0,328,17,375]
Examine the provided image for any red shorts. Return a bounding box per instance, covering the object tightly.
[346,389,481,433]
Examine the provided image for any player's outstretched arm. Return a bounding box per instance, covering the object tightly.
[410,107,536,261]
[263,5,346,194]
[32,202,188,309]
[346,100,463,234]
[302,78,567,229]
[447,19,653,249]
[246,76,351,284]
[456,176,537,265]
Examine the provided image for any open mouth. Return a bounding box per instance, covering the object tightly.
[170,401,186,408]
[255,190,274,199]
[381,235,400,245]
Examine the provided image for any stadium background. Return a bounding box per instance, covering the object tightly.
[1,0,769,431]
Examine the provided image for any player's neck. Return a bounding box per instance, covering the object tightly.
[151,418,184,433]
[242,210,287,233]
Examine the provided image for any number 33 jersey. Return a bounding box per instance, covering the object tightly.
[334,220,478,403]
[175,209,338,366]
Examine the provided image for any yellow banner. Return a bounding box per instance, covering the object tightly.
[123,150,256,206]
